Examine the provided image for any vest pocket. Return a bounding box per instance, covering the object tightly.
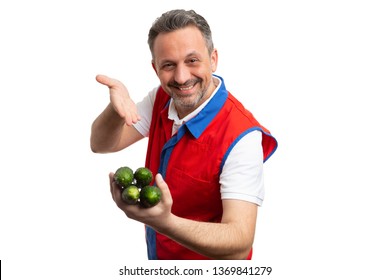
[166,167,222,223]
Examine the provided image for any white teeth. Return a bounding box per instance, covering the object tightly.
[179,85,194,91]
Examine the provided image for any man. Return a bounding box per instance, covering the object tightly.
[90,9,277,260]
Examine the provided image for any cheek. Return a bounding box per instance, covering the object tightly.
[156,72,170,84]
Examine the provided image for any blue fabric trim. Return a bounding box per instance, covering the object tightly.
[220,127,263,175]
[146,226,157,260]
[159,132,179,178]
[220,127,278,174]
[185,75,228,139]
[220,126,279,175]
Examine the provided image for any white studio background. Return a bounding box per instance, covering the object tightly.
[1,0,389,279]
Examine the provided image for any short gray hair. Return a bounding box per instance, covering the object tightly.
[148,9,214,58]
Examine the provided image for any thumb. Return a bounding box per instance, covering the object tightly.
[155,173,172,204]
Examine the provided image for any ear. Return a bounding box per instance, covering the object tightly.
[151,60,157,74]
[210,48,218,72]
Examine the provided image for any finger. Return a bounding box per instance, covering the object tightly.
[96,74,121,89]
[96,74,110,86]
[125,111,141,126]
[109,172,115,200]
[155,173,165,187]
[155,173,172,204]
[109,172,122,203]
[109,172,114,181]
[124,113,138,126]
[132,111,142,122]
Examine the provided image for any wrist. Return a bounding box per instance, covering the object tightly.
[153,213,178,236]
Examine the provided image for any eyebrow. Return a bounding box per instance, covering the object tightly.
[185,51,201,58]
[158,51,202,65]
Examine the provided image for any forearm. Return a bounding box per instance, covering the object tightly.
[155,213,255,260]
[90,104,125,153]
[111,174,257,260]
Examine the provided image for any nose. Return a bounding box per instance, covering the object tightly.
[173,64,191,85]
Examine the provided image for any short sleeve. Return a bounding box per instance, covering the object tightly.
[219,130,264,206]
[133,87,158,137]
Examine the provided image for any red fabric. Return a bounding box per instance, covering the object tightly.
[144,87,277,259]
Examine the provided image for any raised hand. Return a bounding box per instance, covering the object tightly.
[96,74,141,126]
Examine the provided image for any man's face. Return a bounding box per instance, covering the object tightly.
[152,25,218,118]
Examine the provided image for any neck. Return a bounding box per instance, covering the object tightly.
[176,77,219,119]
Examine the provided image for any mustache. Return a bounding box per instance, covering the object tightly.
[168,78,201,88]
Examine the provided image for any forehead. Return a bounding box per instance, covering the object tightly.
[153,26,208,61]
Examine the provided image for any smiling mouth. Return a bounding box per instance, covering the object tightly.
[169,79,200,92]
[178,85,194,91]
[171,83,197,96]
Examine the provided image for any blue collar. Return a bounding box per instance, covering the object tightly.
[184,75,228,139]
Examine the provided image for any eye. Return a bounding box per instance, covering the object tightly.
[161,62,174,70]
[189,58,199,63]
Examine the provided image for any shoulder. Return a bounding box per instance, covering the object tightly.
[220,130,265,206]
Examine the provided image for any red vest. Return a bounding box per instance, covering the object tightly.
[144,77,277,259]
